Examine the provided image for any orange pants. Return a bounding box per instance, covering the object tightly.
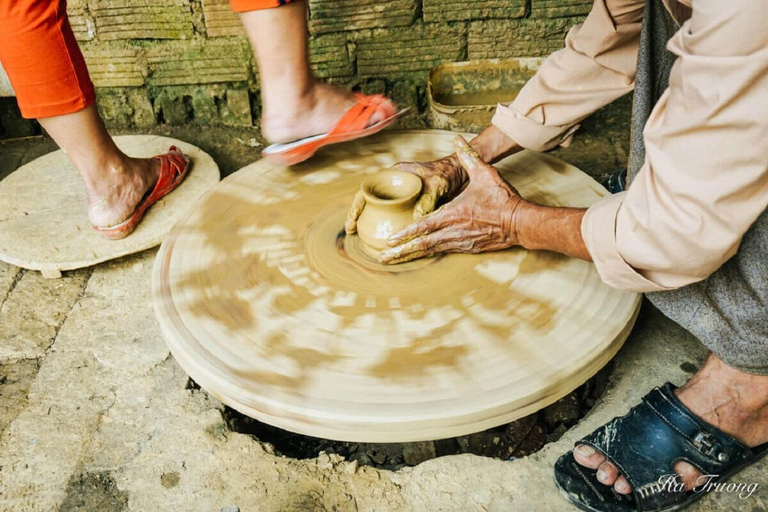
[231,0,296,13]
[0,0,294,119]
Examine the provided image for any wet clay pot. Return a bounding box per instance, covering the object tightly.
[356,170,422,256]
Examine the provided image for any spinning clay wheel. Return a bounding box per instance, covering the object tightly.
[153,131,641,442]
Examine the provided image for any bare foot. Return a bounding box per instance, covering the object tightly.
[573,353,768,495]
[261,81,392,144]
[85,156,161,229]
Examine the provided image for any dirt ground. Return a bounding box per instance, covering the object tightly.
[0,127,766,511]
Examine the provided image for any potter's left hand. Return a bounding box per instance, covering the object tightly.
[380,136,525,264]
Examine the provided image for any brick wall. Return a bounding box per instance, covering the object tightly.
[63,0,592,129]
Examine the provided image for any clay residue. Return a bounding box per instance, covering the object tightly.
[169,143,575,391]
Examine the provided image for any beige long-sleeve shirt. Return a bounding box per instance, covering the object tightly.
[492,0,768,293]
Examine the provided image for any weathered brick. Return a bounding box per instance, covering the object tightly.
[468,19,572,59]
[69,14,96,41]
[220,89,252,126]
[154,88,193,124]
[357,23,466,76]
[146,40,250,86]
[82,45,145,87]
[191,88,219,124]
[309,0,418,35]
[201,0,244,37]
[423,0,526,22]
[358,79,388,96]
[68,0,89,12]
[66,0,95,41]
[95,88,155,127]
[309,34,355,79]
[89,0,194,40]
[532,0,591,18]
[95,89,134,127]
[391,79,421,110]
[128,89,156,127]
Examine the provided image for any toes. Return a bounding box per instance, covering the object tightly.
[573,444,606,469]
[614,476,632,495]
[369,99,396,126]
[596,460,620,486]
[673,461,702,491]
[573,445,634,494]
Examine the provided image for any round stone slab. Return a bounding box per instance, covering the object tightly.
[0,135,220,277]
[153,130,641,442]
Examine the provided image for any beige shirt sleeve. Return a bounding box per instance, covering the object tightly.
[491,0,645,151]
[582,0,768,293]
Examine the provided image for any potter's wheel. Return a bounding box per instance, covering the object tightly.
[153,131,640,442]
[0,135,219,277]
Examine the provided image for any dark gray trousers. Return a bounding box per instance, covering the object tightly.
[627,0,768,375]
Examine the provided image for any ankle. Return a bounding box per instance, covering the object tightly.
[79,152,129,182]
[679,357,768,412]
[263,78,319,119]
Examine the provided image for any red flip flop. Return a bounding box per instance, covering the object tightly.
[93,146,191,240]
[261,93,410,166]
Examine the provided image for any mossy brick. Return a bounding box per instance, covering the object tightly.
[82,45,145,87]
[153,89,193,124]
[66,0,95,41]
[468,19,572,59]
[308,0,418,35]
[95,89,136,127]
[201,0,245,37]
[191,88,219,124]
[358,79,387,96]
[69,15,96,41]
[68,0,88,11]
[391,79,421,111]
[309,34,355,79]
[94,88,155,127]
[532,0,591,18]
[88,0,194,40]
[357,23,467,76]
[220,89,252,126]
[127,89,156,127]
[146,40,250,86]
[422,0,526,22]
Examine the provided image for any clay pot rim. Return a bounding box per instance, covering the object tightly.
[360,170,423,207]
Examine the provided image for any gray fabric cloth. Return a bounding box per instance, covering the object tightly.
[626,0,768,374]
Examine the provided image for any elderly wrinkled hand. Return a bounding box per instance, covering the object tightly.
[344,148,468,235]
[379,136,525,264]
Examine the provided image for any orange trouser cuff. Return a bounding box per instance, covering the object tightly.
[230,0,296,13]
[0,0,95,119]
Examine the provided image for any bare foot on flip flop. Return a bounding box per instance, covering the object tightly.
[572,353,768,494]
[261,81,392,145]
[86,155,161,230]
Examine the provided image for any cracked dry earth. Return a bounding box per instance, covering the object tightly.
[1,254,766,512]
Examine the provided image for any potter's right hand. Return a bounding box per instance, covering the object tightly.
[344,154,468,235]
[395,155,469,218]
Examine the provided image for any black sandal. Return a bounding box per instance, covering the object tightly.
[553,383,768,512]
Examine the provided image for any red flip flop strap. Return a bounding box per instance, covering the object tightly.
[151,148,188,193]
[328,94,394,137]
